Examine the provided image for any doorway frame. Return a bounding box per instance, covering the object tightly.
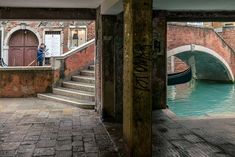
[3,26,41,65]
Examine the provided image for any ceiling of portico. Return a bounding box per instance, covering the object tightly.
[1,0,235,14]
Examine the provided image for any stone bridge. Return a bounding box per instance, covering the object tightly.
[167,24,235,82]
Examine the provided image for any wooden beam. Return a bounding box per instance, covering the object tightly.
[0,7,96,20]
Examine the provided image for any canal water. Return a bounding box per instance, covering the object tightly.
[167,80,235,117]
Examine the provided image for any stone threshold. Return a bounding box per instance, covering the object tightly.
[165,108,235,120]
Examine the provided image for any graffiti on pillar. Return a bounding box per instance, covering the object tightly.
[133,44,151,91]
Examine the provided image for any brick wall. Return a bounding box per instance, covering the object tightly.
[174,57,188,72]
[0,67,53,97]
[3,20,96,53]
[219,27,235,51]
[64,44,95,78]
[87,21,95,41]
[167,57,188,73]
[52,43,95,86]
[167,24,235,73]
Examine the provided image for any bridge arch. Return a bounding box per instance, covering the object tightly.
[167,44,234,82]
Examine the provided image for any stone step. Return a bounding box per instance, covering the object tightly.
[62,81,95,92]
[72,76,95,84]
[80,70,95,77]
[89,65,95,70]
[38,93,95,109]
[53,87,95,101]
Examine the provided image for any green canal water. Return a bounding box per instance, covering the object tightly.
[167,80,235,117]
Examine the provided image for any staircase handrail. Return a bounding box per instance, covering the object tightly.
[54,38,95,60]
[213,30,235,55]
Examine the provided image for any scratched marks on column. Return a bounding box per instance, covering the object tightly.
[153,32,163,57]
[133,44,151,91]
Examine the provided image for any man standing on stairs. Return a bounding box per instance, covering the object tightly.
[37,43,46,66]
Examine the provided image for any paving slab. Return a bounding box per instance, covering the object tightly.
[0,98,118,157]
[104,109,235,157]
[152,110,235,157]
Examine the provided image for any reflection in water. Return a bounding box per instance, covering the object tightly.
[167,80,235,117]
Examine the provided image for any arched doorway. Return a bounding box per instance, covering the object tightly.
[8,30,39,66]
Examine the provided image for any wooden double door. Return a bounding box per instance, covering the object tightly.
[9,30,39,66]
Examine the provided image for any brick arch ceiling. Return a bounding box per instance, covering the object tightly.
[167,44,234,82]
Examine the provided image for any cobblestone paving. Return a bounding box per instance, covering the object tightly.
[0,98,119,157]
[153,110,234,157]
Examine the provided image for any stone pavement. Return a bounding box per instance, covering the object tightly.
[104,110,235,157]
[0,98,119,157]
[152,110,235,157]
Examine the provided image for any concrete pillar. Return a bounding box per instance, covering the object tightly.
[63,27,69,53]
[96,7,116,120]
[114,13,124,122]
[171,56,175,73]
[123,0,152,156]
[2,46,9,65]
[152,11,167,110]
[95,7,103,114]
[102,15,116,119]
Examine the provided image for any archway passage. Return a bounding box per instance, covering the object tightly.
[8,30,39,66]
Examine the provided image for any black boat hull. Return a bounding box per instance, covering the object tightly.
[168,68,192,86]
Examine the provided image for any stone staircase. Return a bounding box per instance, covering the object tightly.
[38,65,95,109]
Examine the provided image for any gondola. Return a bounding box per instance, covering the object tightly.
[168,67,192,85]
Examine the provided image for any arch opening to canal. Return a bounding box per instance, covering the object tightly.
[167,22,235,117]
